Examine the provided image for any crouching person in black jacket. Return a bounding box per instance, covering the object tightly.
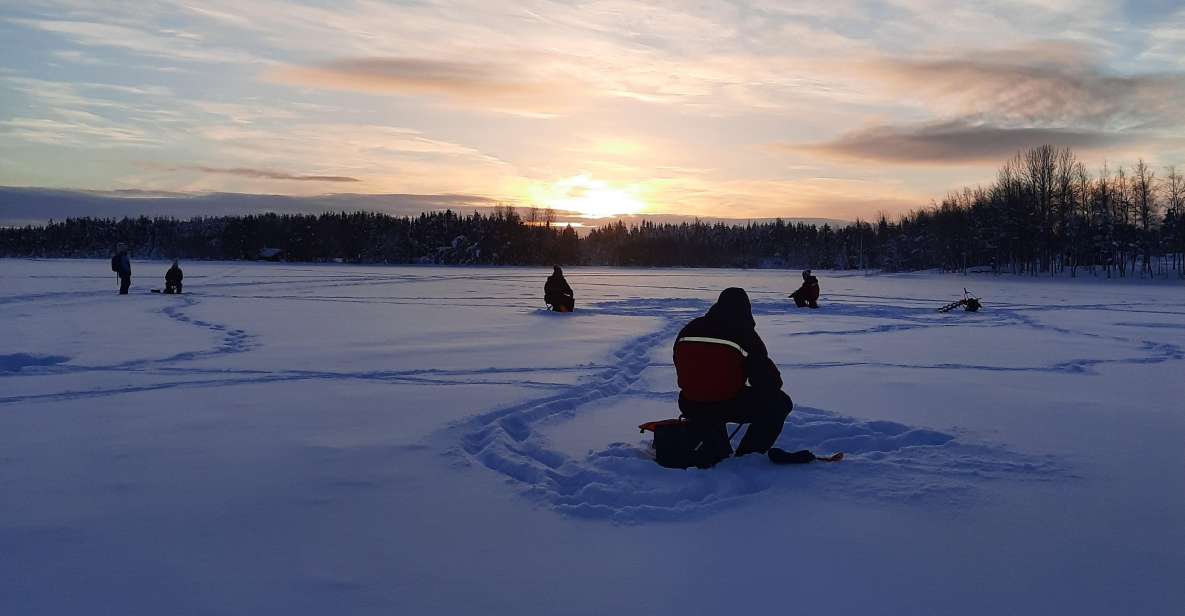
[673,287,826,465]
[544,265,575,312]
[164,260,183,294]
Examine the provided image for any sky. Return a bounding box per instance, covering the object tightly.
[3,0,1185,223]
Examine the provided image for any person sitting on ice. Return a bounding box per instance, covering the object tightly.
[544,265,575,312]
[163,259,184,294]
[674,287,837,465]
[790,269,820,308]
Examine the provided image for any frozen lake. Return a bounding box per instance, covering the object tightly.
[2,259,1183,615]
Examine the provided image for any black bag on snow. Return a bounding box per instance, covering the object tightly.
[639,418,731,469]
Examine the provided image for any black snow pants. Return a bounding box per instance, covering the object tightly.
[679,387,793,456]
[119,274,131,295]
[791,291,817,309]
[547,294,574,312]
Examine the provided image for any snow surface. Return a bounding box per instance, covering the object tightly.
[1,259,1183,615]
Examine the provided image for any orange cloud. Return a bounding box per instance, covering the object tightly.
[183,166,360,182]
[793,121,1136,165]
[268,57,588,116]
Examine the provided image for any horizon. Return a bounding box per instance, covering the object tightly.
[4,2,1185,223]
[0,185,853,229]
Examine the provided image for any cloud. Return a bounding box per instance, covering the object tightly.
[6,17,263,64]
[786,42,1185,165]
[269,57,584,116]
[795,120,1133,164]
[181,166,360,183]
[856,43,1185,130]
[0,187,502,226]
[173,123,514,196]
[0,76,183,148]
[1,117,159,148]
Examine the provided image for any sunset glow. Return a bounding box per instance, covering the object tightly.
[2,2,1185,225]
[528,175,647,219]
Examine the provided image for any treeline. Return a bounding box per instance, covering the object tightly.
[1,146,1182,277]
[896,145,1185,277]
[0,207,579,266]
[582,218,871,268]
[584,145,1185,277]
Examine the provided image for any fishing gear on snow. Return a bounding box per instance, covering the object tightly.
[938,288,982,313]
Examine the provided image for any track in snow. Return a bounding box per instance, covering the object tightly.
[452,299,1068,523]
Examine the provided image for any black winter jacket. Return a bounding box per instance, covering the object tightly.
[674,288,783,395]
[544,275,573,304]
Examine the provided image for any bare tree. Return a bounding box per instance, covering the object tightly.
[1069,161,1090,277]
[1114,166,1130,275]
[1163,166,1185,275]
[1166,166,1185,215]
[1132,159,1157,276]
[1023,145,1072,274]
[1052,147,1079,273]
[1094,163,1113,277]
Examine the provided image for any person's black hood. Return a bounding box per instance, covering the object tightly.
[552,265,564,277]
[705,287,755,328]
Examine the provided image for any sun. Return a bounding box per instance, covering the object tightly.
[529,174,646,218]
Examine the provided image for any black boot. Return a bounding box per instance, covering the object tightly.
[768,448,815,465]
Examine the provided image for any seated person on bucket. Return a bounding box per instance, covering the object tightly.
[164,259,183,294]
[674,287,825,465]
[544,265,575,312]
[790,269,820,308]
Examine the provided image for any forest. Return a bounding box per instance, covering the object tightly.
[2,146,1183,277]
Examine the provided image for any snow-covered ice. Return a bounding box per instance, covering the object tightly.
[2,259,1183,615]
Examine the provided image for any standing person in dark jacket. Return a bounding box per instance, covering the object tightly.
[164,259,183,294]
[790,269,820,308]
[544,265,575,312]
[674,287,831,465]
[110,243,131,295]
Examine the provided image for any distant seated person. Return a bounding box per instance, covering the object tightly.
[164,259,184,294]
[544,265,575,312]
[790,269,820,308]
